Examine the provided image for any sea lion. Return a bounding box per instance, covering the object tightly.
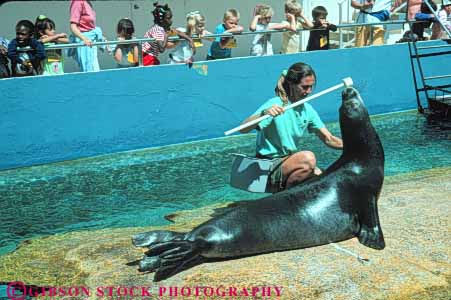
[132,87,385,281]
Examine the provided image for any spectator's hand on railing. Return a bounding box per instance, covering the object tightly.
[199,30,214,41]
[56,33,69,43]
[82,37,93,47]
[319,19,330,28]
[102,37,113,55]
[186,56,194,66]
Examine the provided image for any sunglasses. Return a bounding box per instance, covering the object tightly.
[300,85,314,90]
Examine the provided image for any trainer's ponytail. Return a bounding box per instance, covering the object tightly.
[275,70,289,105]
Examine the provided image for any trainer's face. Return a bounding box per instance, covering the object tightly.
[289,75,315,102]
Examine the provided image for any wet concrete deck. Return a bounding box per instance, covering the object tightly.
[0,167,450,300]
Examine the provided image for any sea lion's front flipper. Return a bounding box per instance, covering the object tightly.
[357,195,385,250]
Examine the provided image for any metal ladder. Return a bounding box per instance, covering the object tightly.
[406,0,451,116]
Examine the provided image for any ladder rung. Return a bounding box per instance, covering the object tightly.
[431,95,451,101]
[411,50,451,58]
[417,84,451,92]
[417,44,451,50]
[424,74,451,80]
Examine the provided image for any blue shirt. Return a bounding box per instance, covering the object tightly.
[7,38,46,76]
[254,97,325,157]
[208,24,232,59]
[7,38,46,61]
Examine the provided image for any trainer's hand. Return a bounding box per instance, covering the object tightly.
[264,105,285,117]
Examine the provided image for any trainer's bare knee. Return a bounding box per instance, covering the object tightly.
[283,151,318,188]
[291,151,317,170]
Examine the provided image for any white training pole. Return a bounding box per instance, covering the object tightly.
[224,77,353,136]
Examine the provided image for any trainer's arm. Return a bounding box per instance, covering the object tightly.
[315,127,343,149]
[239,114,258,133]
[239,104,285,133]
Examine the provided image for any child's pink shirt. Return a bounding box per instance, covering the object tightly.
[70,0,96,32]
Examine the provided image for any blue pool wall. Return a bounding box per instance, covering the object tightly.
[0,41,448,170]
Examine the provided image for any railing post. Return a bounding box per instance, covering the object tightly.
[338,0,344,49]
[138,41,143,67]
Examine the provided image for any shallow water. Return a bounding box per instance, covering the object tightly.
[0,110,449,256]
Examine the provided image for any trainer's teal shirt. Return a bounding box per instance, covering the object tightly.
[254,96,325,157]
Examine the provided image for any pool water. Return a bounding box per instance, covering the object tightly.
[0,110,450,256]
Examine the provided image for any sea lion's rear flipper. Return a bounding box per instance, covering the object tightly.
[132,231,208,281]
[152,240,204,282]
[357,195,385,250]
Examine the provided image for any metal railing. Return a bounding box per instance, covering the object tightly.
[13,18,446,69]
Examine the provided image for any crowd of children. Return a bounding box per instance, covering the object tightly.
[1,0,450,79]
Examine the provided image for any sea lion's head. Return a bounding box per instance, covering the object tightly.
[340,87,368,124]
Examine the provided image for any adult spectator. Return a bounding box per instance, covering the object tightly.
[351,0,393,47]
[69,0,104,72]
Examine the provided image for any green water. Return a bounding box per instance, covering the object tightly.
[0,110,449,256]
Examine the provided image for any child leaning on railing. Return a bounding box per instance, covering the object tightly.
[113,18,139,68]
[281,0,313,54]
[249,4,297,56]
[7,20,46,77]
[143,2,193,66]
[167,11,213,65]
[207,8,244,60]
[35,15,69,75]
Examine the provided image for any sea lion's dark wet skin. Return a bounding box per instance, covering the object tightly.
[132,87,385,281]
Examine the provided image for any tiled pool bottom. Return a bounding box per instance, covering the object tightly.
[0,110,450,256]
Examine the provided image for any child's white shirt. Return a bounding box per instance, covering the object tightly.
[250,23,274,56]
[168,27,193,63]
